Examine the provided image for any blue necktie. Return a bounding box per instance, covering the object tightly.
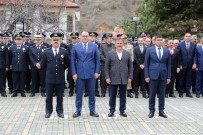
[158,47,161,61]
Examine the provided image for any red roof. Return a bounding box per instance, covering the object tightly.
[0,0,79,8]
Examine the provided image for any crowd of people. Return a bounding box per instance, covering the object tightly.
[0,30,202,118]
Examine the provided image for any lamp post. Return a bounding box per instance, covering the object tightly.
[127,13,140,36]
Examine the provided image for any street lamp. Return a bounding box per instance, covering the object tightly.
[127,13,140,36]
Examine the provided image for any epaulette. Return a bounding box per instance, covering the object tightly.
[44,47,51,51]
[60,47,66,50]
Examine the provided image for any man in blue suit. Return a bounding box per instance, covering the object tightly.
[144,35,171,118]
[194,37,203,98]
[177,33,196,98]
[71,31,100,118]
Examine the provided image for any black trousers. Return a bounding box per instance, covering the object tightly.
[6,69,13,91]
[0,69,6,94]
[133,69,147,94]
[25,69,31,91]
[12,71,26,94]
[100,65,107,94]
[166,69,176,95]
[179,68,192,94]
[67,68,75,94]
[109,84,127,113]
[30,67,46,93]
[46,83,64,114]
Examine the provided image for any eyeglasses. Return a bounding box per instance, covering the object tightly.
[81,35,88,37]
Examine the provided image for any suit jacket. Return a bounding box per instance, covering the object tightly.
[40,47,69,84]
[177,41,195,69]
[8,45,29,71]
[144,46,171,80]
[0,44,9,69]
[29,44,48,69]
[169,48,180,71]
[134,45,147,70]
[105,50,133,85]
[71,42,100,79]
[194,45,203,70]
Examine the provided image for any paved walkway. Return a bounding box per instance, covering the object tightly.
[0,90,203,135]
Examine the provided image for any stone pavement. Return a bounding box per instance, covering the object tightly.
[0,90,203,135]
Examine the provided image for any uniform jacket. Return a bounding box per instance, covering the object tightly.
[100,43,114,65]
[0,44,9,69]
[134,45,147,70]
[105,50,133,85]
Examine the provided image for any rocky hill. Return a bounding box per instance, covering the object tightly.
[75,0,144,32]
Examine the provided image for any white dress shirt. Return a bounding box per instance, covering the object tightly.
[52,47,59,56]
[116,51,123,60]
[155,46,163,59]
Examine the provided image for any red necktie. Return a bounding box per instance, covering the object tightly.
[170,48,173,55]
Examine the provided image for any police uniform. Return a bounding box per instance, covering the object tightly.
[29,33,47,97]
[67,32,79,97]
[9,34,29,97]
[0,43,9,97]
[40,33,69,118]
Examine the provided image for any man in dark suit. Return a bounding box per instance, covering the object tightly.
[8,34,29,97]
[144,35,171,118]
[67,32,79,97]
[194,37,203,98]
[166,40,180,98]
[0,39,9,97]
[29,33,47,97]
[177,33,196,98]
[134,37,148,98]
[105,38,133,117]
[71,31,100,118]
[40,33,69,118]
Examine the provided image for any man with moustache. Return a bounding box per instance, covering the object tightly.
[134,37,148,98]
[105,38,133,117]
[71,31,100,118]
[40,33,69,118]
[178,33,196,98]
[166,40,180,98]
[144,35,171,118]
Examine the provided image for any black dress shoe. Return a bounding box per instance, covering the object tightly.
[108,112,114,117]
[21,93,26,97]
[45,113,51,118]
[165,94,168,98]
[143,93,148,98]
[101,93,105,97]
[148,112,154,118]
[186,94,193,98]
[68,93,73,97]
[57,113,64,118]
[1,93,7,97]
[135,94,139,98]
[84,93,88,97]
[159,112,168,118]
[169,94,176,98]
[73,112,81,118]
[95,93,100,97]
[127,92,133,98]
[11,93,17,97]
[41,93,46,97]
[179,94,183,98]
[196,94,200,98]
[120,112,127,117]
[29,93,35,97]
[90,112,99,117]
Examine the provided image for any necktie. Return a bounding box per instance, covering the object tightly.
[84,44,87,53]
[158,47,161,60]
[186,43,190,52]
[140,46,143,53]
[170,48,173,55]
[17,46,20,50]
[54,49,57,57]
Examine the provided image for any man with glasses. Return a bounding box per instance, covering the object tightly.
[40,33,69,118]
[71,31,100,118]
[9,34,29,97]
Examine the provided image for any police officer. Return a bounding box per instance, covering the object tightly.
[29,33,47,97]
[40,33,69,118]
[9,34,29,97]
[42,33,50,48]
[2,32,13,94]
[67,32,79,97]
[0,37,9,97]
